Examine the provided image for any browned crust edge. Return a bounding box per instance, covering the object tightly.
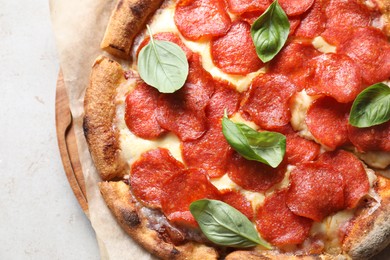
[99,181,219,260]
[83,56,125,181]
[100,0,165,59]
[225,250,326,260]
[342,175,390,260]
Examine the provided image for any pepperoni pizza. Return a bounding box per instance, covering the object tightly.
[83,0,390,259]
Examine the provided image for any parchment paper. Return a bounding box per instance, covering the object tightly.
[49,0,153,259]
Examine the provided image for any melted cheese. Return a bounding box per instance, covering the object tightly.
[290,90,318,140]
[357,151,390,169]
[211,174,265,210]
[312,36,336,53]
[230,113,260,130]
[310,210,355,255]
[211,174,239,190]
[118,117,183,165]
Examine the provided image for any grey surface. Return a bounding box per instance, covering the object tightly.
[0,0,99,259]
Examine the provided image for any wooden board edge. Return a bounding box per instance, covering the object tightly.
[55,70,89,214]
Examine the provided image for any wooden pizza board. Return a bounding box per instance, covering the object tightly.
[55,71,88,214]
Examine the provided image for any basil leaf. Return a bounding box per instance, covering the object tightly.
[349,83,390,128]
[137,26,189,93]
[222,115,286,168]
[190,199,271,249]
[250,0,290,63]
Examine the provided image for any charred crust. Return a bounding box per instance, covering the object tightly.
[130,1,147,18]
[99,181,219,260]
[108,44,126,52]
[121,209,141,227]
[170,248,180,256]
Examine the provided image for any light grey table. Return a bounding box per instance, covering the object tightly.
[0,1,99,259]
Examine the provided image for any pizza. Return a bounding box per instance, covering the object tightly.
[83,0,390,259]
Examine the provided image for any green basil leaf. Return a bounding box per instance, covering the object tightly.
[250,0,290,63]
[222,114,286,168]
[349,83,390,128]
[137,26,189,93]
[190,199,271,249]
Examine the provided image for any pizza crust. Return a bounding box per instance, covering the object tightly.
[100,0,165,59]
[225,251,324,260]
[84,56,125,180]
[342,175,390,260]
[99,181,219,260]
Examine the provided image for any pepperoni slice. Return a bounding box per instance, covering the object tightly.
[256,190,313,246]
[337,27,390,85]
[268,42,320,90]
[227,153,287,193]
[206,79,240,124]
[269,42,320,75]
[240,10,264,24]
[174,0,231,41]
[211,21,263,75]
[278,125,321,165]
[125,82,167,139]
[241,73,298,130]
[182,124,233,178]
[161,168,220,228]
[278,0,315,16]
[348,122,390,152]
[157,54,215,141]
[305,53,363,103]
[220,189,254,220]
[321,0,377,45]
[288,18,302,36]
[306,97,350,150]
[157,93,207,141]
[136,32,192,59]
[286,134,321,164]
[130,148,185,208]
[286,162,345,221]
[317,150,369,209]
[186,54,216,97]
[227,0,270,15]
[294,0,326,38]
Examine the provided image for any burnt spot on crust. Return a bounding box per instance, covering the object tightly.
[121,208,140,227]
[102,140,117,160]
[83,116,90,139]
[170,248,180,257]
[130,1,148,18]
[108,44,126,53]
